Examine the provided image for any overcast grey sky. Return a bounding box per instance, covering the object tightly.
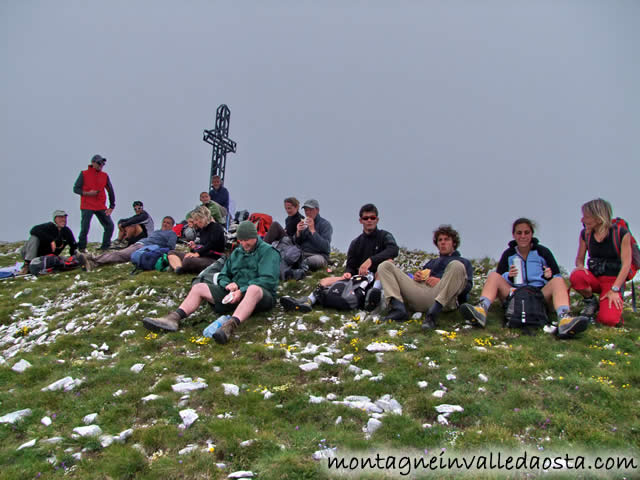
[2,1,638,271]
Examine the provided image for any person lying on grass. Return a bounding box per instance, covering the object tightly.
[142,221,280,344]
[459,217,589,339]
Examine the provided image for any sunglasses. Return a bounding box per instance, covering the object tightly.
[361,215,377,221]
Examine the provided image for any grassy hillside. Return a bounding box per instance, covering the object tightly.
[0,242,638,479]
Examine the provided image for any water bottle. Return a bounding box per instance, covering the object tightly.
[512,257,524,285]
[203,315,230,338]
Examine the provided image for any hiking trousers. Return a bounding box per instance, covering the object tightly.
[94,243,143,265]
[78,209,114,250]
[378,260,468,311]
[20,236,40,262]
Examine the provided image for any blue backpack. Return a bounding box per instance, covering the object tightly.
[131,245,170,271]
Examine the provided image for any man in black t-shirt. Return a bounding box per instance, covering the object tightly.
[280,203,399,312]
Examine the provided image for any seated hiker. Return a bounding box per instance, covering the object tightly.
[20,210,78,274]
[263,197,304,244]
[188,192,224,225]
[280,203,398,312]
[112,200,154,248]
[378,225,473,330]
[569,198,635,327]
[209,174,230,218]
[81,216,176,270]
[293,199,333,271]
[142,221,280,345]
[167,207,225,274]
[460,218,588,339]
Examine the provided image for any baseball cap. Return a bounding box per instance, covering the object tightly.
[91,154,107,165]
[133,201,143,207]
[53,210,68,219]
[302,199,320,209]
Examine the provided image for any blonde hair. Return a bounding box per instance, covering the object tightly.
[190,206,212,224]
[284,197,300,208]
[582,198,612,236]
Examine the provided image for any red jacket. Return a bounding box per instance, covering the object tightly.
[73,165,115,211]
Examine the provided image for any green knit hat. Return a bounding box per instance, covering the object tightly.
[237,221,258,240]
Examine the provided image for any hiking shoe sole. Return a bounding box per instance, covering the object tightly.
[557,316,589,339]
[142,317,179,332]
[364,288,382,312]
[460,303,487,328]
[280,297,312,313]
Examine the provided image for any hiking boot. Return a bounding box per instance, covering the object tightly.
[142,311,181,332]
[212,317,239,344]
[384,298,409,322]
[556,314,589,339]
[280,296,313,313]
[460,303,487,328]
[79,254,96,272]
[111,239,127,250]
[364,288,382,311]
[579,296,599,319]
[421,313,437,330]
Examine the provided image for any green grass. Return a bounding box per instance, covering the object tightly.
[0,242,638,479]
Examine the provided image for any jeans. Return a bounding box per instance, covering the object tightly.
[78,209,114,250]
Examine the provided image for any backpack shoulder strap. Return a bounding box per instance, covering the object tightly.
[611,222,622,258]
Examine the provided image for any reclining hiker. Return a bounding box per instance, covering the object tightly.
[460,218,588,339]
[19,210,78,275]
[378,225,473,330]
[293,199,333,271]
[73,154,116,252]
[209,175,230,218]
[167,207,225,274]
[569,198,638,327]
[280,203,398,312]
[188,192,224,225]
[112,200,154,248]
[263,197,304,244]
[142,221,280,345]
[81,216,176,271]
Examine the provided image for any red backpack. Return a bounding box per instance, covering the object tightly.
[248,213,273,238]
[610,218,640,281]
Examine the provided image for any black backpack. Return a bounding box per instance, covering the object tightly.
[316,275,372,310]
[503,286,549,329]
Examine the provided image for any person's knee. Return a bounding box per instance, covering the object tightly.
[245,284,264,299]
[378,261,393,274]
[597,306,622,326]
[444,260,466,276]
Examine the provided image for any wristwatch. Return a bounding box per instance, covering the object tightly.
[611,286,620,293]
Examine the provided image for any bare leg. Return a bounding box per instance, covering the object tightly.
[480,272,512,303]
[117,225,126,241]
[318,276,343,287]
[232,285,263,322]
[168,254,183,271]
[178,283,214,315]
[542,277,570,311]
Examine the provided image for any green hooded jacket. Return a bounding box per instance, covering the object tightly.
[217,239,281,296]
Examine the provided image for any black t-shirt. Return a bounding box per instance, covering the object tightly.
[195,222,226,259]
[581,226,628,276]
[284,212,304,238]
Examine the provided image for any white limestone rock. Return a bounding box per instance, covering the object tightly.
[120,330,136,337]
[437,414,449,425]
[41,416,52,426]
[222,383,239,396]
[309,395,324,404]
[73,425,103,437]
[17,439,37,450]
[0,409,32,424]
[11,359,32,373]
[314,355,334,365]
[228,471,255,479]
[364,418,383,436]
[312,447,337,460]
[179,409,198,429]
[478,374,489,383]
[41,437,64,444]
[299,362,319,372]
[100,435,114,448]
[365,342,399,352]
[115,428,133,443]
[432,390,446,398]
[130,363,145,373]
[179,444,198,455]
[141,394,161,403]
[172,381,208,393]
[83,413,98,425]
[417,381,428,389]
[435,404,464,414]
[41,376,83,392]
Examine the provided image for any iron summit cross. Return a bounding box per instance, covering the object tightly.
[203,104,237,185]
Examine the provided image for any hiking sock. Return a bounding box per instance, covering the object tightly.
[176,308,188,320]
[230,316,242,326]
[427,301,443,317]
[308,293,317,305]
[373,280,382,289]
[556,305,570,317]
[479,297,491,311]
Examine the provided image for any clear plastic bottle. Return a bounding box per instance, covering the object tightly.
[203,315,230,338]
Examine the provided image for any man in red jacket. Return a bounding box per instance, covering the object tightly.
[73,154,116,252]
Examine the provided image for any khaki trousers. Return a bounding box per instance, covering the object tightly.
[378,260,468,312]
